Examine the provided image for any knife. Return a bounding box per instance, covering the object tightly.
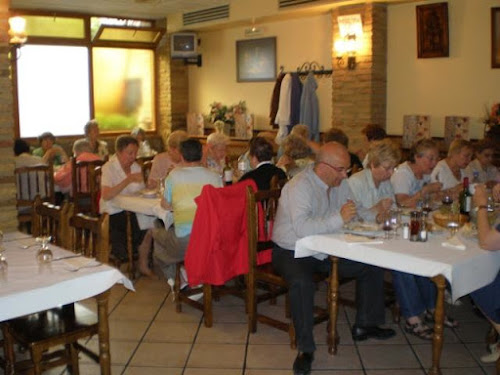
[52,254,83,262]
[344,231,381,240]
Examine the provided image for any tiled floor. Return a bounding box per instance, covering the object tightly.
[7,276,499,374]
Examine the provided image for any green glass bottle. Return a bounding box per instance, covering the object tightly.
[459,177,472,218]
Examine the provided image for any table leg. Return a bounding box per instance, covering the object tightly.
[328,256,340,355]
[97,290,111,375]
[428,275,446,375]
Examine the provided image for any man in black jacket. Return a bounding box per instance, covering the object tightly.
[239,136,287,190]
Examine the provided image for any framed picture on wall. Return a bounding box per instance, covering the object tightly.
[416,2,449,58]
[492,7,500,68]
[236,37,276,82]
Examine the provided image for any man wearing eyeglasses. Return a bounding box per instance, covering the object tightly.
[272,142,395,375]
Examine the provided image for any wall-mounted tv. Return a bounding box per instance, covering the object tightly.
[171,32,198,58]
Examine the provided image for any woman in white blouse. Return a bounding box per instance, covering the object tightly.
[464,139,500,188]
[391,139,442,208]
[430,139,473,192]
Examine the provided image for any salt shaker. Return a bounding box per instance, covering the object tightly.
[402,223,409,240]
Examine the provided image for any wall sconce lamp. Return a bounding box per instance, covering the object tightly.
[334,34,359,70]
[336,14,363,70]
[8,16,27,61]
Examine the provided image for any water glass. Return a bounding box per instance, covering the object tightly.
[382,215,393,240]
[390,209,402,238]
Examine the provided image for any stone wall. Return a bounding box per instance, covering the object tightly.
[331,3,388,155]
[0,0,17,231]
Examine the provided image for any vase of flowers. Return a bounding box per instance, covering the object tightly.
[209,101,246,136]
[483,103,500,139]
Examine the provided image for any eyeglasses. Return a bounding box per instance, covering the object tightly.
[319,161,352,175]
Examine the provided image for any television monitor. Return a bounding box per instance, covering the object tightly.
[171,32,197,58]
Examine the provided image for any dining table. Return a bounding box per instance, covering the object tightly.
[295,226,500,375]
[0,231,134,374]
[109,192,173,230]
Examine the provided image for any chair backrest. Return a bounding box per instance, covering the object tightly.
[246,185,282,269]
[270,175,288,190]
[69,212,109,262]
[14,165,55,210]
[71,157,105,215]
[31,196,72,249]
[141,160,153,185]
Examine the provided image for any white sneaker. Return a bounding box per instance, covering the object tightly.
[188,284,204,301]
[480,344,500,363]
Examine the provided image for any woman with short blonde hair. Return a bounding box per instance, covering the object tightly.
[431,139,473,191]
[205,132,229,176]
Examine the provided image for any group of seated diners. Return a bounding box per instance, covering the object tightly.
[13,121,500,375]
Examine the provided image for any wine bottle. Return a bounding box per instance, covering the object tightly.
[223,157,233,186]
[459,177,472,218]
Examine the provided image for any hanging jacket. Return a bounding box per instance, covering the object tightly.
[299,72,320,142]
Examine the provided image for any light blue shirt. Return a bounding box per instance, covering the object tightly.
[391,161,430,196]
[349,168,394,211]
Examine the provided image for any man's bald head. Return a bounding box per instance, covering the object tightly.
[314,142,351,187]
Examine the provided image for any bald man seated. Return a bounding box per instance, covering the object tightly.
[272,142,395,375]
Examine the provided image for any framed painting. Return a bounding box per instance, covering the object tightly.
[236,37,276,82]
[416,2,449,58]
[492,7,500,68]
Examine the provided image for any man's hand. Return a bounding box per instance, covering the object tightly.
[341,200,357,224]
[374,198,393,215]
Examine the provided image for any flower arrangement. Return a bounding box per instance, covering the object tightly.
[483,103,500,131]
[209,101,246,126]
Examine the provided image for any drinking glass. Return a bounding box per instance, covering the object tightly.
[441,194,453,207]
[446,222,460,238]
[390,209,402,238]
[382,214,393,240]
[36,235,53,264]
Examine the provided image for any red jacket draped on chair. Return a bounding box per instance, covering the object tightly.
[185,179,271,286]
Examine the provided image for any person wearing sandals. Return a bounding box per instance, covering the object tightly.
[471,183,500,363]
[350,139,458,340]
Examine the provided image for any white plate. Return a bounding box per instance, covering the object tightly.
[141,190,158,199]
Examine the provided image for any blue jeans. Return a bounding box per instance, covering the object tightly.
[392,271,436,319]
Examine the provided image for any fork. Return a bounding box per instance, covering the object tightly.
[66,262,103,272]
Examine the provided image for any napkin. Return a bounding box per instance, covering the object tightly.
[343,234,384,245]
[441,236,466,251]
[62,256,99,270]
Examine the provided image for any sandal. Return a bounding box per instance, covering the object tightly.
[424,310,459,328]
[404,321,434,340]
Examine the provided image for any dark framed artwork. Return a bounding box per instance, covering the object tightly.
[492,7,500,68]
[236,37,276,82]
[416,2,449,58]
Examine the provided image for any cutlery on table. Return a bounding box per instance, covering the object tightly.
[66,262,103,272]
[52,254,83,262]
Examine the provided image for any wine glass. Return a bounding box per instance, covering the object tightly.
[36,235,53,264]
[441,194,453,207]
[446,222,460,238]
[390,209,402,238]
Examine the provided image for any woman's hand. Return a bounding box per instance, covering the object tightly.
[493,183,500,202]
[422,182,442,195]
[374,198,393,215]
[473,184,489,207]
[128,172,144,184]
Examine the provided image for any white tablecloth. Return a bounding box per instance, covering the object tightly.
[0,235,134,321]
[295,232,500,302]
[110,194,173,230]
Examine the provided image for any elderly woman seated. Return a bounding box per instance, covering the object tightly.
[464,139,499,188]
[391,139,443,208]
[276,134,314,178]
[53,139,102,196]
[32,132,68,166]
[431,139,473,194]
[203,132,229,176]
[350,139,457,340]
[100,135,153,276]
[131,126,157,158]
[80,119,109,160]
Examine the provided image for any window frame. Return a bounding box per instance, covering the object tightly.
[10,10,163,139]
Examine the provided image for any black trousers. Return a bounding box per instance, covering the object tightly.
[109,211,146,262]
[272,245,386,353]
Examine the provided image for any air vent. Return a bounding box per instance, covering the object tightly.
[183,5,229,26]
[279,0,320,9]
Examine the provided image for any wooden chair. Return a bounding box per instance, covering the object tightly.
[14,165,55,232]
[1,212,110,375]
[246,186,329,348]
[31,196,72,249]
[71,157,105,215]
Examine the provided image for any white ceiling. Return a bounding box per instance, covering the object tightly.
[9,0,229,20]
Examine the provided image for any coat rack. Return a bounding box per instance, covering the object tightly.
[279,61,332,78]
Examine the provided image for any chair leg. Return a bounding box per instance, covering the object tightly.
[31,347,43,375]
[203,284,213,328]
[67,343,80,375]
[247,271,257,333]
[1,325,15,375]
[125,211,135,280]
[328,256,340,355]
[175,263,182,312]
